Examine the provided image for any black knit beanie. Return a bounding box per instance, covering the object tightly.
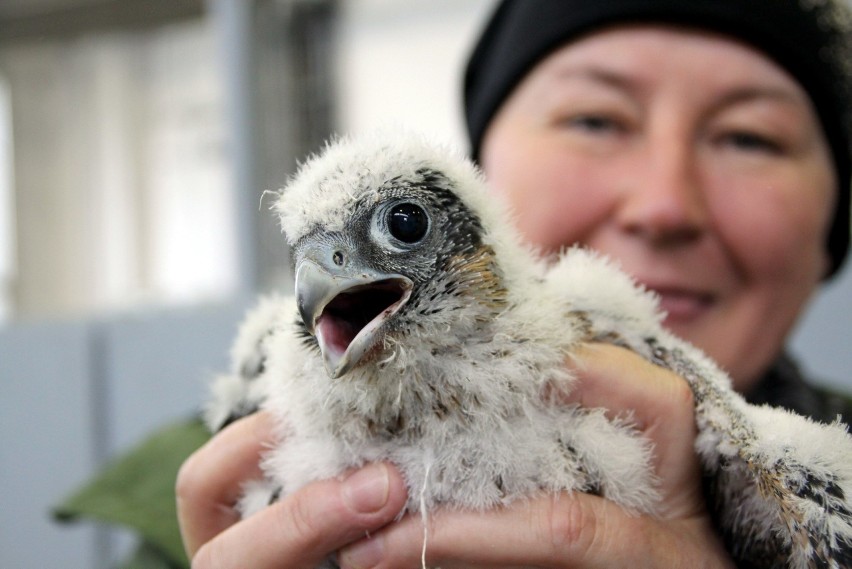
[464,0,852,278]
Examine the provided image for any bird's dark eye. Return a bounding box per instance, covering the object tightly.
[387,203,428,244]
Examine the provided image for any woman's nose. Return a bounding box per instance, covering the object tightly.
[615,136,709,246]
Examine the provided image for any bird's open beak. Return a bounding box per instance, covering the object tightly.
[296,256,413,378]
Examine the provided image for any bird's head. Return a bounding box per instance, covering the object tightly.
[275,132,511,378]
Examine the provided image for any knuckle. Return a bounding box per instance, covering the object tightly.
[671,375,695,406]
[543,494,596,558]
[668,375,697,423]
[274,490,326,552]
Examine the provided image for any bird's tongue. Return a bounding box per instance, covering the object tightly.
[316,313,358,359]
[314,282,409,367]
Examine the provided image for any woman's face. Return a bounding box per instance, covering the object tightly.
[480,26,836,390]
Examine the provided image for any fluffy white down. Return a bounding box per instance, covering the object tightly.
[546,247,664,329]
[203,295,291,431]
[275,130,539,286]
[233,226,671,516]
[277,131,474,239]
[253,302,661,516]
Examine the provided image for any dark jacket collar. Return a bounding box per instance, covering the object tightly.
[747,353,852,425]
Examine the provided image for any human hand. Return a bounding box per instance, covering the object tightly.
[336,343,735,569]
[176,411,408,569]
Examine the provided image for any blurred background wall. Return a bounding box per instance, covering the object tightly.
[0,0,848,567]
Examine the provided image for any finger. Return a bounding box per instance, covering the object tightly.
[565,343,703,518]
[176,411,274,558]
[339,491,670,569]
[192,462,408,569]
[564,343,695,432]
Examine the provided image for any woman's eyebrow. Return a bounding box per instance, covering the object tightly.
[551,66,806,109]
[552,66,638,91]
[713,86,805,108]
[546,65,647,102]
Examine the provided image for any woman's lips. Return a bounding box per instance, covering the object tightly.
[649,287,715,323]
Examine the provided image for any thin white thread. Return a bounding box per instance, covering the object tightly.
[258,189,278,211]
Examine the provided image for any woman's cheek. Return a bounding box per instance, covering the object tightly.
[709,182,828,284]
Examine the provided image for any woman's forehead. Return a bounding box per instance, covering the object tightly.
[530,25,807,92]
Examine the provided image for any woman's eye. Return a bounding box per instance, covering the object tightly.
[573,115,618,132]
[721,131,784,155]
[559,114,625,134]
[387,203,429,244]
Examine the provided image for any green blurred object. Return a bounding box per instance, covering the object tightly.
[54,418,210,568]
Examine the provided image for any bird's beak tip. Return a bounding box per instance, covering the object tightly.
[322,350,349,379]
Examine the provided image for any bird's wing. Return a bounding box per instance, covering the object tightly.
[204,294,294,432]
[546,247,852,569]
[657,343,852,569]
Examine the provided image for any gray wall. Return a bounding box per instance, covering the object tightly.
[0,298,250,569]
[790,266,852,390]
[1,320,98,568]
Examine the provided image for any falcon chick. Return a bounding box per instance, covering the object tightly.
[205,131,852,569]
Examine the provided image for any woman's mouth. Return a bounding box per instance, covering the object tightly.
[650,288,715,323]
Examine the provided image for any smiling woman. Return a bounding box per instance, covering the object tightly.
[479,26,838,392]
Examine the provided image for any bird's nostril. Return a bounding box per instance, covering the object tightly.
[332,250,345,266]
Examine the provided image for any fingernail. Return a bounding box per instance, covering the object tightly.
[339,535,384,569]
[342,463,390,513]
